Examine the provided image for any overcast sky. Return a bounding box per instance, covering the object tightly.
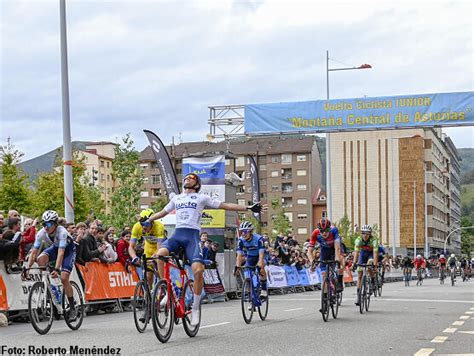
[1,0,473,161]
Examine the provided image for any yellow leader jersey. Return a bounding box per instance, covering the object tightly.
[131,220,166,257]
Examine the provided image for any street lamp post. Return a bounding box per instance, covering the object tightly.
[444,226,474,254]
[325,50,372,220]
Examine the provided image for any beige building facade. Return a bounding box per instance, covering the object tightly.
[328,128,456,256]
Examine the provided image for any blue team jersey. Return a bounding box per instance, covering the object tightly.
[309,227,341,250]
[237,233,264,258]
[378,245,386,257]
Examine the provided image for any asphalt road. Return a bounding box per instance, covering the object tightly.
[1,277,473,356]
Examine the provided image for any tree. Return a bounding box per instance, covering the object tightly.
[0,138,32,213]
[460,216,474,258]
[30,151,105,222]
[270,199,291,237]
[108,134,144,229]
[335,214,360,250]
[150,197,168,214]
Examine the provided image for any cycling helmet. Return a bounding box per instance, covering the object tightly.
[42,210,59,223]
[317,218,331,231]
[416,254,422,259]
[183,173,201,192]
[361,224,372,234]
[451,254,455,258]
[239,221,254,231]
[440,254,445,258]
[139,208,154,222]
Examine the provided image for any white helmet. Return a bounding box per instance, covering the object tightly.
[440,254,445,258]
[416,254,422,259]
[361,224,372,233]
[451,254,455,258]
[42,210,59,223]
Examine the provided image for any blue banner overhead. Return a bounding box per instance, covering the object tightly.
[244,91,474,134]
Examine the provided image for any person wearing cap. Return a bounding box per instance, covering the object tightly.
[129,208,165,286]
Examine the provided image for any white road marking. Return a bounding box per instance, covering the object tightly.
[200,322,231,329]
[431,336,448,343]
[453,321,465,326]
[284,308,304,312]
[443,327,457,333]
[465,311,474,314]
[414,348,435,356]
[377,298,474,304]
[459,315,470,320]
[471,307,474,310]
[458,331,474,335]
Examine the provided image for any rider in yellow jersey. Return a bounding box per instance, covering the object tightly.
[129,209,166,286]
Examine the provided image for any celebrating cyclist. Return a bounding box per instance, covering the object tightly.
[147,172,265,326]
[307,218,344,296]
[352,224,378,306]
[129,208,166,286]
[235,221,268,299]
[23,210,77,320]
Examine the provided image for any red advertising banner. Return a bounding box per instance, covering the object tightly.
[76,262,139,301]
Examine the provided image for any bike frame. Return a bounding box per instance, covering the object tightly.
[161,255,190,319]
[242,266,262,308]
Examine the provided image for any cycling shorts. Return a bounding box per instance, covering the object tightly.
[144,239,166,258]
[245,256,259,267]
[357,250,374,272]
[41,243,76,273]
[319,247,335,273]
[160,228,202,264]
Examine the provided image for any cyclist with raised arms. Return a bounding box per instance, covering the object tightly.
[352,224,378,306]
[147,172,265,326]
[23,210,77,320]
[129,208,166,286]
[307,218,344,298]
[235,221,268,299]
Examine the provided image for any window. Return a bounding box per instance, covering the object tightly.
[143,177,149,183]
[140,191,149,197]
[296,169,307,176]
[238,199,246,206]
[271,155,279,163]
[101,173,105,181]
[225,159,231,166]
[271,170,279,177]
[260,192,267,199]
[236,156,245,167]
[297,155,307,162]
[176,168,182,175]
[107,174,110,181]
[106,162,110,168]
[100,160,105,167]
[297,199,307,205]
[282,183,293,193]
[152,188,161,197]
[297,214,308,220]
[322,210,327,218]
[140,205,149,209]
[271,185,279,192]
[140,163,148,169]
[152,175,161,184]
[281,154,292,164]
[260,165,266,171]
[297,184,307,191]
[282,197,293,208]
[281,168,292,179]
[238,186,245,193]
[236,171,245,179]
[284,212,293,222]
[297,228,308,234]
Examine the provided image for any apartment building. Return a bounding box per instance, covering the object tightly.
[328,128,455,256]
[138,135,324,242]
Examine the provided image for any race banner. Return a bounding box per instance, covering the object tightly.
[265,265,287,288]
[76,262,139,301]
[183,155,226,185]
[245,91,474,134]
[248,155,261,221]
[203,269,225,294]
[306,267,321,285]
[298,268,310,286]
[284,265,300,286]
[200,185,226,200]
[201,209,225,228]
[143,130,180,197]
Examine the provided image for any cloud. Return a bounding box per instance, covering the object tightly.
[1,0,473,160]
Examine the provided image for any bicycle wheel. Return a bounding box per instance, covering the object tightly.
[241,279,254,324]
[28,281,54,335]
[451,271,455,286]
[321,277,330,322]
[337,289,343,306]
[133,280,149,333]
[330,280,339,319]
[377,276,383,296]
[373,277,378,297]
[359,276,365,314]
[151,280,174,343]
[364,276,370,312]
[63,281,84,331]
[182,279,200,337]
[258,290,269,321]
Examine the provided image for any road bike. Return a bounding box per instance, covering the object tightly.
[240,266,269,324]
[26,266,84,335]
[151,254,199,343]
[357,264,375,314]
[439,266,446,284]
[416,268,424,286]
[316,260,341,322]
[132,255,160,333]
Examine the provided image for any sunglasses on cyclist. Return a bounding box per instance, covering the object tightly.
[140,221,152,228]
[320,228,331,233]
[43,221,56,228]
[239,229,252,234]
[185,174,198,180]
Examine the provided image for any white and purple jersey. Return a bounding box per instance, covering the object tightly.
[33,225,71,249]
[164,192,221,230]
